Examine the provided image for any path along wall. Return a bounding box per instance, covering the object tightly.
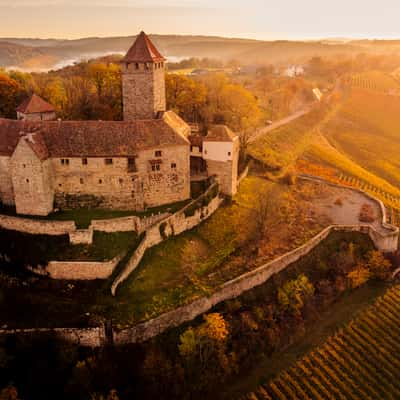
[111,183,222,295]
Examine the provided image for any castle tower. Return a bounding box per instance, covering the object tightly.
[121,31,166,121]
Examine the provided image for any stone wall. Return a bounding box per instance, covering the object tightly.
[43,256,121,280]
[0,327,105,347]
[52,145,190,211]
[0,214,75,235]
[111,183,222,295]
[0,156,14,206]
[10,138,55,216]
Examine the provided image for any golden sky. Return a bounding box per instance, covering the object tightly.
[0,0,399,39]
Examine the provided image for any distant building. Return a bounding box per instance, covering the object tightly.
[284,65,305,77]
[16,94,56,121]
[0,32,240,216]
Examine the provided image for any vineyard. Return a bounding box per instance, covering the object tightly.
[243,284,400,400]
[343,71,400,94]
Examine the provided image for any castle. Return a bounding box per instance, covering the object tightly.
[0,32,239,216]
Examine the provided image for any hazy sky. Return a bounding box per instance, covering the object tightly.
[1,0,400,40]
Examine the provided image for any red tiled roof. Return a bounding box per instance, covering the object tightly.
[16,94,56,114]
[122,31,166,63]
[0,113,189,159]
[204,125,238,142]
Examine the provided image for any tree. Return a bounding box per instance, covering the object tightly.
[0,73,26,118]
[278,274,315,314]
[178,313,235,392]
[365,250,392,280]
[347,264,370,289]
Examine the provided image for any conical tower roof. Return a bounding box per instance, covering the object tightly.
[122,31,166,63]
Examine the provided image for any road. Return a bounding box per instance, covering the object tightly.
[248,105,314,144]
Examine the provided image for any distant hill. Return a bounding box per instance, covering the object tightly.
[3,34,400,71]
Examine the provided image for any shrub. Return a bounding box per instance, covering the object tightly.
[347,264,370,288]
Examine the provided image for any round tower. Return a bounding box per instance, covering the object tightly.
[121,31,166,121]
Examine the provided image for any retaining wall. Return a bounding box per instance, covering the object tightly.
[0,327,105,348]
[111,184,222,295]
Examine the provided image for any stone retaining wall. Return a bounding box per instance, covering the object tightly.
[111,183,222,295]
[0,327,105,348]
[28,256,122,280]
[0,214,75,236]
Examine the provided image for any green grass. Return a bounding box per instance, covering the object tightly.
[0,200,190,229]
[0,229,139,263]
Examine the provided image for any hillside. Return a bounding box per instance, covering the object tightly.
[2,34,400,71]
[244,283,400,400]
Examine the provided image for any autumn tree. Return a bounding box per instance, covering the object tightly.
[0,73,26,118]
[166,74,207,122]
[347,264,370,289]
[178,313,236,392]
[365,250,392,280]
[278,274,315,314]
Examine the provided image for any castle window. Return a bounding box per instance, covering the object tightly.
[26,179,29,183]
[61,158,69,165]
[228,151,231,156]
[152,164,161,172]
[105,158,113,165]
[155,150,162,157]
[59,183,62,187]
[128,157,137,172]
[99,179,103,184]
[171,163,177,169]
[22,164,26,168]
[119,178,123,184]
[135,63,139,70]
[82,158,88,165]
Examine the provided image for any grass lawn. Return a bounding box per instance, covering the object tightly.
[0,199,190,229]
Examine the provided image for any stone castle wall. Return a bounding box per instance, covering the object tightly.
[52,145,190,211]
[10,139,54,216]
[0,156,14,206]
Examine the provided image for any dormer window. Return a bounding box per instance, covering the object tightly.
[61,158,69,165]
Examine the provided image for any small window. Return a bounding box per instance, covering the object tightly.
[26,178,29,183]
[128,157,137,172]
[119,178,123,184]
[155,150,162,157]
[80,178,84,184]
[171,163,177,169]
[152,164,161,172]
[99,179,103,184]
[22,164,26,168]
[105,158,113,165]
[190,145,193,152]
[58,183,62,187]
[61,158,69,165]
[135,63,139,70]
[228,151,231,156]
[82,158,88,165]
